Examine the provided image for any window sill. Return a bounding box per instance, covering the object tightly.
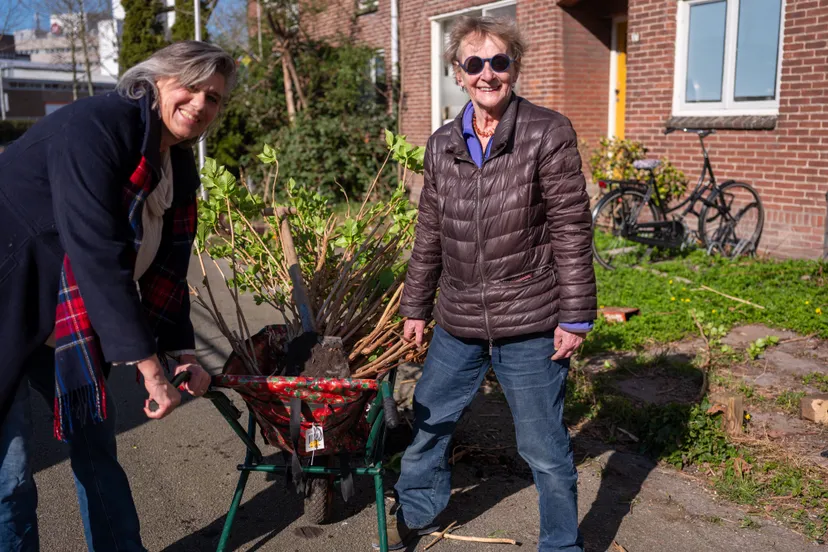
[665,115,777,131]
[357,8,379,16]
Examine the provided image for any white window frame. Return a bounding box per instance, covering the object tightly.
[429,0,517,132]
[672,0,785,117]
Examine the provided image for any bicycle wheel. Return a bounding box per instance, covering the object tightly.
[592,188,663,270]
[698,181,764,258]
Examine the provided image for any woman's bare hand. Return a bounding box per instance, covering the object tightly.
[403,319,427,346]
[137,355,181,419]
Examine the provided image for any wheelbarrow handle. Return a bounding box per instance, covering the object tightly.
[381,381,400,430]
[148,371,192,413]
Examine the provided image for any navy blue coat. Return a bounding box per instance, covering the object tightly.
[0,91,200,419]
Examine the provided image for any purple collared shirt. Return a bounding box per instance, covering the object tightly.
[461,103,593,334]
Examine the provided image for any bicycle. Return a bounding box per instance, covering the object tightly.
[591,127,764,270]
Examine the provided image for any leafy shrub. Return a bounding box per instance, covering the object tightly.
[589,136,688,205]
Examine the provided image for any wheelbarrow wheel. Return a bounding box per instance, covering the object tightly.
[303,475,334,524]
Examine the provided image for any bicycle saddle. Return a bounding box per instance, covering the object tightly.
[633,159,661,170]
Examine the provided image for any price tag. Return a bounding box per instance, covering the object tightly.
[305,424,325,451]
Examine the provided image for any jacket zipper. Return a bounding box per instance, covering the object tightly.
[474,169,494,354]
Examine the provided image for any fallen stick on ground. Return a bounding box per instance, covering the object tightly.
[779,333,818,344]
[698,284,765,310]
[423,532,519,546]
[611,541,629,552]
[617,427,640,442]
[424,521,458,550]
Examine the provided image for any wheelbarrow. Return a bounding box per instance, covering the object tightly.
[200,324,401,552]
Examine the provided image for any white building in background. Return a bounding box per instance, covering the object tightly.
[15,0,179,80]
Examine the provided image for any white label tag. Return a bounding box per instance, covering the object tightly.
[306,424,325,451]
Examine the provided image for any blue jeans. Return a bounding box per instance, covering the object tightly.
[0,346,144,552]
[395,326,583,552]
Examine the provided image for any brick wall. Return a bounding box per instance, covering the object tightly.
[626,0,827,259]
[302,0,391,51]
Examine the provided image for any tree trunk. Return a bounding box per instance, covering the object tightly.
[282,55,296,125]
[68,26,79,101]
[285,52,306,112]
[77,0,94,96]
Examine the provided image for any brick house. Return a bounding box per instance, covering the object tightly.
[273,0,827,259]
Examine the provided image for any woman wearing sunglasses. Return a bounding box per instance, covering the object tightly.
[384,15,596,552]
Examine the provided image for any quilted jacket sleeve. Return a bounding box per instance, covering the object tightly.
[399,137,442,321]
[538,119,597,324]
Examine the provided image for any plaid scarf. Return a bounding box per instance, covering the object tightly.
[53,157,196,441]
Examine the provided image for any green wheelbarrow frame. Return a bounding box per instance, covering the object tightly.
[204,371,398,552]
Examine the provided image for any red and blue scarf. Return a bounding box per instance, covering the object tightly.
[53,158,196,441]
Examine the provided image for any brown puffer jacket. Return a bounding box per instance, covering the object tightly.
[400,95,597,341]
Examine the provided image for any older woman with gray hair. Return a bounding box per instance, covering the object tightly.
[383,15,595,552]
[0,41,236,550]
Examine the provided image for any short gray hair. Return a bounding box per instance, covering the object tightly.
[444,16,526,74]
[117,41,237,139]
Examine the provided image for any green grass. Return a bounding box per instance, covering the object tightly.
[803,372,828,392]
[776,391,806,415]
[586,252,827,355]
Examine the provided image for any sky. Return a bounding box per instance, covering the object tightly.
[0,0,245,36]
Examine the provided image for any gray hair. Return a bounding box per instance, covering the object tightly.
[117,41,237,140]
[444,16,526,75]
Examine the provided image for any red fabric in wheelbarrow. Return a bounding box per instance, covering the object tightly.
[212,325,379,456]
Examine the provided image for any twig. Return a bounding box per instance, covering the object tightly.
[691,310,711,401]
[779,333,818,344]
[424,521,458,550]
[423,532,518,546]
[611,541,629,552]
[698,284,765,310]
[617,427,639,442]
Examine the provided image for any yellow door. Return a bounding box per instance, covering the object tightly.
[614,20,627,139]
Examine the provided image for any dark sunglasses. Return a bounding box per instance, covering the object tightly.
[458,53,514,75]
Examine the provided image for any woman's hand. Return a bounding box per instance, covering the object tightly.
[551,327,586,360]
[137,355,181,419]
[175,354,211,397]
[403,319,427,346]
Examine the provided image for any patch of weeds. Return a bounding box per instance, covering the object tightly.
[747,335,780,360]
[564,368,598,424]
[739,516,761,529]
[659,401,739,468]
[701,515,723,525]
[767,466,805,498]
[738,382,755,399]
[775,391,806,415]
[803,372,828,392]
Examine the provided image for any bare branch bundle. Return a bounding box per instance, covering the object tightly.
[196,133,429,379]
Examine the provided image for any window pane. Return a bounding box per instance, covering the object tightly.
[440,13,482,124]
[734,0,782,101]
[485,4,516,20]
[685,1,727,103]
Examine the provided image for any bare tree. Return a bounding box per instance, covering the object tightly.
[23,0,105,97]
[1,1,28,36]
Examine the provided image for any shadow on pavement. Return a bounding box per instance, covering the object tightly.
[30,326,233,475]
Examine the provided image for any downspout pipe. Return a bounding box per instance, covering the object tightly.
[391,0,399,81]
[823,191,828,259]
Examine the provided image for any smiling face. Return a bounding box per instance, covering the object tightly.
[156,73,225,148]
[455,33,518,117]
